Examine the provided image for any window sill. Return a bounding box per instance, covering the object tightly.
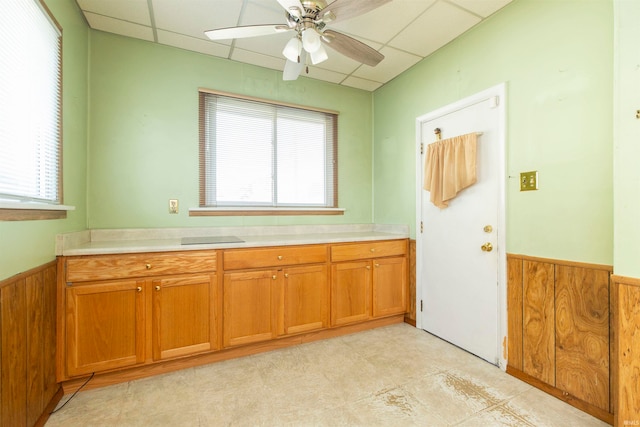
[0,201,75,221]
[189,207,345,217]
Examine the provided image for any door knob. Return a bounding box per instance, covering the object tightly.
[481,242,493,252]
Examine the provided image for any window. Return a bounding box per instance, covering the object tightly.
[0,0,63,217]
[198,90,338,213]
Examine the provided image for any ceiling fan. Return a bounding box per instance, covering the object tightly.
[204,0,390,81]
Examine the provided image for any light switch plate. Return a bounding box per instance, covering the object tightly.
[520,171,538,191]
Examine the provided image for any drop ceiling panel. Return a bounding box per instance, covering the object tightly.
[388,1,481,57]
[152,0,243,41]
[353,46,421,83]
[77,0,151,25]
[329,0,436,45]
[231,47,286,71]
[449,0,513,18]
[84,12,154,42]
[341,76,383,92]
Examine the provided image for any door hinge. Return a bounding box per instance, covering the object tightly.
[420,143,424,154]
[420,221,423,233]
[420,300,423,312]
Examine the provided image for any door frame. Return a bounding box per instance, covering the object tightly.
[414,83,508,370]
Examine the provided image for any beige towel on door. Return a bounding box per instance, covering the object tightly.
[423,132,477,208]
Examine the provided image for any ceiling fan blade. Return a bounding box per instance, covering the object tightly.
[205,24,290,40]
[321,0,391,24]
[276,0,304,16]
[322,30,384,66]
[283,50,307,81]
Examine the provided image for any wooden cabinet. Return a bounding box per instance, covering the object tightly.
[61,251,218,379]
[507,255,613,423]
[330,240,407,327]
[65,279,145,376]
[152,274,217,361]
[58,238,408,385]
[223,270,278,347]
[222,245,328,348]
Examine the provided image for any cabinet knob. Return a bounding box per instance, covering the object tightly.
[145,264,152,269]
[284,273,289,278]
[277,255,283,260]
[375,263,380,268]
[366,265,371,270]
[155,285,160,291]
[136,286,142,292]
[272,275,277,280]
[370,248,375,252]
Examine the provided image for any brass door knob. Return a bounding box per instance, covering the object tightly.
[481,242,493,252]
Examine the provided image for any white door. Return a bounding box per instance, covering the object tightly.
[416,85,506,366]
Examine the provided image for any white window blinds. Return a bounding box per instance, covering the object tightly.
[200,92,337,208]
[0,0,62,204]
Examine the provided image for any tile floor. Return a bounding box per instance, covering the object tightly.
[46,323,609,426]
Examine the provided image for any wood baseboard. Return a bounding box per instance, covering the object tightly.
[33,387,63,427]
[506,366,613,425]
[61,314,405,394]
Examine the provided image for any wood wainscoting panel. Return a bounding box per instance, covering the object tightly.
[522,260,555,385]
[613,276,640,426]
[507,256,523,371]
[555,265,610,412]
[0,262,61,427]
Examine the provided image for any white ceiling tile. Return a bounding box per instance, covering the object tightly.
[329,0,436,45]
[152,0,244,41]
[341,76,383,91]
[77,0,151,25]
[352,46,421,83]
[388,1,481,57]
[84,12,154,42]
[157,30,231,58]
[448,0,512,18]
[231,47,286,72]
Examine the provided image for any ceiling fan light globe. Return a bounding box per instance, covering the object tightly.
[310,44,328,64]
[302,28,322,53]
[283,37,302,62]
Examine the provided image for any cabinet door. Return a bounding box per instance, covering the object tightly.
[331,261,371,326]
[223,270,278,348]
[152,274,217,361]
[66,280,145,376]
[282,265,328,335]
[372,257,407,318]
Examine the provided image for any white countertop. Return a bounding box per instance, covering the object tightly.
[57,224,410,256]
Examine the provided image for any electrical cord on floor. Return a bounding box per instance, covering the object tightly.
[50,372,95,414]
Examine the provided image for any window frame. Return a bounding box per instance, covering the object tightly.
[195,88,342,216]
[0,0,70,221]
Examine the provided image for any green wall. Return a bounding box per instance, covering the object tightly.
[87,32,374,229]
[0,0,88,281]
[373,0,613,266]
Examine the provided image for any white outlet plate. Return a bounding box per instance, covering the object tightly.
[169,199,179,214]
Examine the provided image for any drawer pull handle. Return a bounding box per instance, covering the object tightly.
[145,264,152,269]
[155,286,160,291]
[136,286,142,292]
[277,255,283,260]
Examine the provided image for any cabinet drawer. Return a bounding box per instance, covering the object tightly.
[223,245,327,270]
[331,240,407,262]
[65,250,217,282]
